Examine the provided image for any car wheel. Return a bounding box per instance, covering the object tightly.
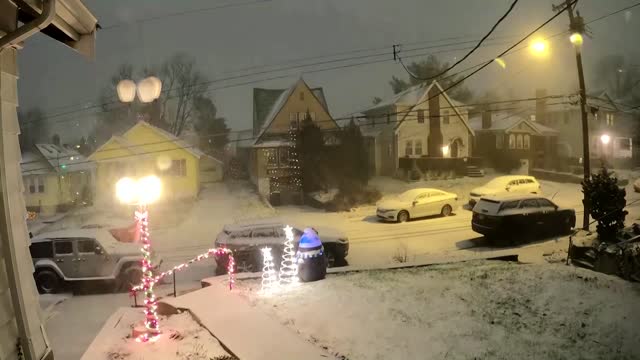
[325,250,338,268]
[118,266,143,292]
[441,204,453,217]
[35,269,61,294]
[397,211,409,223]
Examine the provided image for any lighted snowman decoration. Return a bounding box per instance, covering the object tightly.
[296,228,327,282]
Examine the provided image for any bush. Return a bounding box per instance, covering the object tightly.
[582,167,627,242]
[326,185,382,212]
[493,153,522,174]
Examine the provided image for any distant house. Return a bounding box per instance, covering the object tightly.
[88,121,223,204]
[539,90,636,167]
[360,80,475,178]
[21,144,94,214]
[469,110,558,172]
[251,77,339,204]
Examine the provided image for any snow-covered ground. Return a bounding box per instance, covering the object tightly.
[82,307,232,360]
[237,261,640,360]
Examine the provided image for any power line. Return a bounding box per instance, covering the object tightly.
[394,0,579,127]
[398,0,520,81]
[21,97,574,171]
[584,1,640,25]
[28,40,518,127]
[100,0,272,30]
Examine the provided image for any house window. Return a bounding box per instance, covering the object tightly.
[405,140,413,156]
[28,177,35,194]
[523,135,531,150]
[169,159,187,176]
[299,92,304,101]
[618,138,631,151]
[278,148,289,165]
[516,134,523,149]
[417,110,425,124]
[606,113,615,126]
[289,113,297,122]
[442,110,450,125]
[38,176,45,193]
[509,134,516,149]
[310,112,316,121]
[414,140,423,155]
[496,135,503,149]
[265,149,277,166]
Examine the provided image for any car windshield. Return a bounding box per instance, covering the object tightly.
[485,178,510,188]
[398,191,420,202]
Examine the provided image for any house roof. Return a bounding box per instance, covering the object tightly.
[469,111,558,136]
[253,78,334,145]
[89,121,207,161]
[393,81,474,135]
[21,151,52,175]
[22,144,93,175]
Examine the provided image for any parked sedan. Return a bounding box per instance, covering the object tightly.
[469,175,541,207]
[471,194,575,242]
[376,188,458,223]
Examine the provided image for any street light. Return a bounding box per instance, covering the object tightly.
[117,76,162,103]
[600,134,611,145]
[529,38,549,57]
[116,175,162,343]
[569,32,583,47]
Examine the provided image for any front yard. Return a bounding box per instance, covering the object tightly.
[237,261,640,360]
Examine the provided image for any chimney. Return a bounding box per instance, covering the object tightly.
[482,110,492,129]
[535,88,547,125]
[427,84,443,157]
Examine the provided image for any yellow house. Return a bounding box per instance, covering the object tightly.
[251,77,339,205]
[21,144,94,215]
[89,121,223,204]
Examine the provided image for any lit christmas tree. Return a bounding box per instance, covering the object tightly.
[260,247,278,294]
[279,225,298,286]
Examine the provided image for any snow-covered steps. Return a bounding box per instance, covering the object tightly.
[466,166,485,177]
[159,279,332,360]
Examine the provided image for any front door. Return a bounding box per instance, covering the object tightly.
[53,239,76,278]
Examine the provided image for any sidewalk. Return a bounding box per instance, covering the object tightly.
[160,279,331,360]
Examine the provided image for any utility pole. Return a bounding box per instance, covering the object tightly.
[554,0,590,230]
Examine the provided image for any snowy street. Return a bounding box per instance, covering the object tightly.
[38,176,640,358]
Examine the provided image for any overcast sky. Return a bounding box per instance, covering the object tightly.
[17,0,640,142]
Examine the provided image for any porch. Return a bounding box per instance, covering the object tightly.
[398,157,484,181]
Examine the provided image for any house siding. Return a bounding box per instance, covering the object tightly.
[91,123,201,204]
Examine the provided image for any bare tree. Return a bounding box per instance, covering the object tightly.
[158,53,207,136]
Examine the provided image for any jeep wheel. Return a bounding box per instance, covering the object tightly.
[118,266,143,292]
[35,269,61,294]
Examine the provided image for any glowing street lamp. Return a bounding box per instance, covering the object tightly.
[569,32,583,47]
[600,134,611,145]
[529,38,549,57]
[116,175,162,343]
[117,77,162,103]
[442,145,451,158]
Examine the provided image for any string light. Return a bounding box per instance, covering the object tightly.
[134,206,160,342]
[288,125,302,192]
[260,247,278,294]
[131,247,236,293]
[279,225,299,286]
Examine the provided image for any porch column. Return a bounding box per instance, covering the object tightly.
[0,47,52,359]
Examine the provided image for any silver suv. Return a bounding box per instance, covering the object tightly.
[29,229,160,293]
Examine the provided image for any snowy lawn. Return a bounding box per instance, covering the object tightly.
[238,261,640,360]
[86,308,234,360]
